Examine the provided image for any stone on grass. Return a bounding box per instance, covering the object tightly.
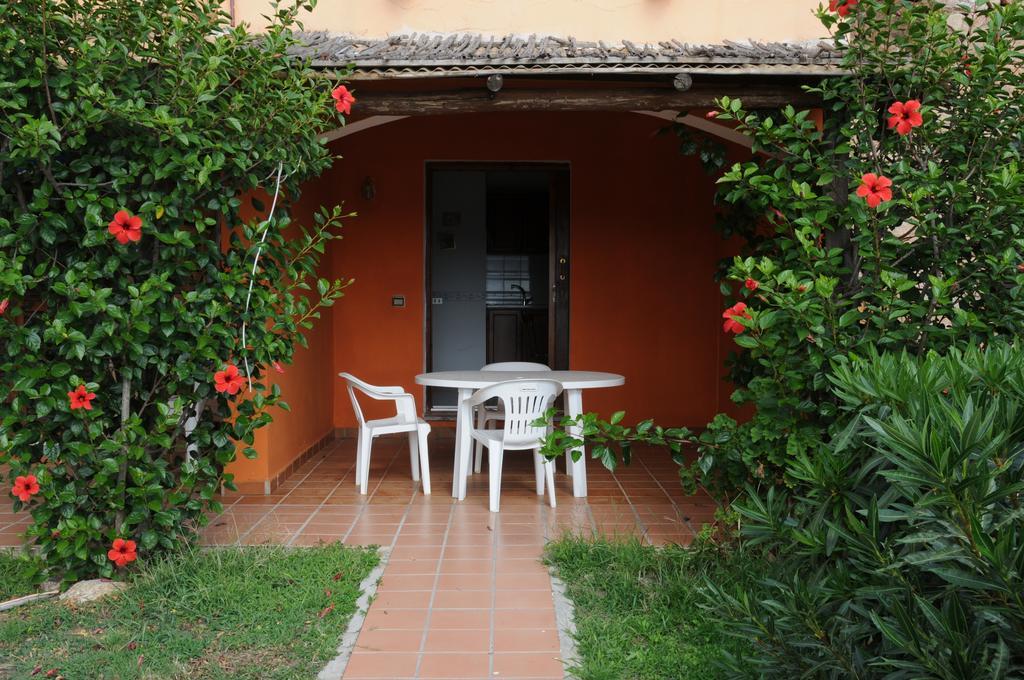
[59,579,127,604]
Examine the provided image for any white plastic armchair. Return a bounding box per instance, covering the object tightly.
[468,379,562,512]
[339,372,431,495]
[473,362,551,474]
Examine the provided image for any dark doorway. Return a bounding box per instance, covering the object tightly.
[425,163,570,414]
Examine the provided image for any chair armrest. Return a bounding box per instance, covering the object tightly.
[339,373,409,400]
[361,386,412,402]
[391,393,419,421]
[370,385,406,396]
[468,384,502,407]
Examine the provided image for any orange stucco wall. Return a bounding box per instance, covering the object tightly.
[226,179,339,486]
[326,111,744,430]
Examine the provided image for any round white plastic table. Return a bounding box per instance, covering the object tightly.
[415,370,625,499]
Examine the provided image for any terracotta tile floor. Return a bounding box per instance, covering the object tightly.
[0,507,29,548]
[0,434,717,679]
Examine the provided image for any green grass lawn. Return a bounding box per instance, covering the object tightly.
[0,543,378,679]
[545,537,749,680]
[0,550,45,601]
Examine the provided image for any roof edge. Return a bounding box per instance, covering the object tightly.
[290,32,843,77]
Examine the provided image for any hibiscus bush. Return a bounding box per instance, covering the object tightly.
[545,0,1024,501]
[0,0,353,580]
[696,0,1024,495]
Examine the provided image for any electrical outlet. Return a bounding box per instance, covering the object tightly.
[431,297,443,305]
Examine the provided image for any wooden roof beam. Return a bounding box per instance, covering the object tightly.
[351,84,819,116]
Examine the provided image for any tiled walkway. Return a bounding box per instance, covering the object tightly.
[0,434,717,679]
[0,513,27,547]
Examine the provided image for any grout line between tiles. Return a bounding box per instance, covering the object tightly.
[584,502,599,539]
[413,502,455,678]
[635,453,697,540]
[609,468,650,544]
[341,439,408,545]
[196,493,244,545]
[285,449,357,547]
[488,509,498,678]
[233,450,335,545]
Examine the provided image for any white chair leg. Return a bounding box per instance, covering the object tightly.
[408,431,420,482]
[355,427,367,486]
[544,460,556,508]
[488,443,504,513]
[496,446,505,487]
[474,407,486,474]
[359,433,372,495]
[417,426,431,495]
[533,450,545,495]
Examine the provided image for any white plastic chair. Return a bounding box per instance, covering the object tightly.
[339,373,431,495]
[467,379,562,512]
[473,362,551,473]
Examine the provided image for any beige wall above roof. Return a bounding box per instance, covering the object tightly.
[231,0,825,45]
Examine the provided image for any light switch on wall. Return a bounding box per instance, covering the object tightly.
[391,295,405,308]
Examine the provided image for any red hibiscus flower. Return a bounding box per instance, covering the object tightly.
[107,538,138,568]
[705,110,719,119]
[68,384,96,410]
[887,100,923,135]
[856,173,893,209]
[829,0,858,16]
[0,298,8,315]
[744,278,759,291]
[722,302,751,334]
[12,475,40,502]
[272,361,285,374]
[108,210,143,245]
[332,85,356,115]
[214,364,246,395]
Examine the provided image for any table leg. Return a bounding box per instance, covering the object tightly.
[565,389,587,497]
[451,388,464,498]
[456,387,474,500]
